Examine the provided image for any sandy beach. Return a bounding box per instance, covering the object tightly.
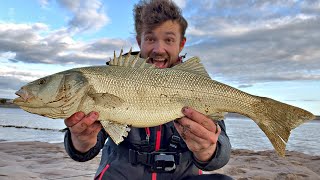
[0,141,319,180]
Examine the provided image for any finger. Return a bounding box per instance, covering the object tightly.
[69,111,99,134]
[77,121,102,140]
[64,111,85,127]
[214,121,221,134]
[174,121,212,151]
[176,117,219,143]
[182,107,216,132]
[83,121,102,135]
[176,123,206,143]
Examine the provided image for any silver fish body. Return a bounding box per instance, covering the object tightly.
[14,53,315,156]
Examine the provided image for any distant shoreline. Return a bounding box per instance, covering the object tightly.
[0,104,19,108]
[226,113,320,121]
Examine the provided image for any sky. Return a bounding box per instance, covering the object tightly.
[0,0,319,115]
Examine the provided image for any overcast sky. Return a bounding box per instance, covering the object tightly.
[0,0,319,115]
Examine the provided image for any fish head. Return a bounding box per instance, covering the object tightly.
[13,71,88,118]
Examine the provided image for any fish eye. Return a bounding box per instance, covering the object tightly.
[38,78,46,85]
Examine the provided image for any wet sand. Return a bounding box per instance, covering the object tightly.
[0,141,319,180]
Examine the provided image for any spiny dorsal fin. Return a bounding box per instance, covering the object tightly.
[172,56,210,78]
[107,48,156,69]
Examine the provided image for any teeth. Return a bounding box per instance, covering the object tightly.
[152,58,166,62]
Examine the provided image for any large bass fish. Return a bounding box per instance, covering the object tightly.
[13,51,315,156]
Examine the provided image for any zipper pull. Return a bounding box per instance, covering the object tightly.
[145,127,150,143]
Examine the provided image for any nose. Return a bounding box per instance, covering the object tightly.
[152,41,166,55]
[15,88,33,101]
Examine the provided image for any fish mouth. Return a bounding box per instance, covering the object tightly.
[13,88,34,105]
[13,97,28,107]
[13,97,24,103]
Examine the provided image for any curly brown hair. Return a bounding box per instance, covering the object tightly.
[134,0,188,41]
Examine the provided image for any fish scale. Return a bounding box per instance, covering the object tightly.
[14,52,315,156]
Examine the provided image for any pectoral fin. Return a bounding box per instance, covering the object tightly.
[89,93,124,108]
[100,120,130,144]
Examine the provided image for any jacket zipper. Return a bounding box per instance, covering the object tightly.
[151,125,162,180]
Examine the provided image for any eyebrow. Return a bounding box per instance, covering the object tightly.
[165,31,177,37]
[144,31,177,38]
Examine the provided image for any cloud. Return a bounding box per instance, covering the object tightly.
[238,84,253,88]
[0,76,27,92]
[285,99,320,102]
[181,0,320,84]
[56,0,110,33]
[173,0,187,9]
[0,22,135,65]
[0,74,31,99]
[0,64,48,82]
[1,0,319,87]
[38,0,49,8]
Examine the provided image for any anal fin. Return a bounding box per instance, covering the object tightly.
[100,120,130,144]
[209,112,228,121]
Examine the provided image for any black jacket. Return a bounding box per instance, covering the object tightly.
[64,51,231,179]
[64,120,231,180]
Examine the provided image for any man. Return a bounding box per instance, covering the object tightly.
[64,0,232,179]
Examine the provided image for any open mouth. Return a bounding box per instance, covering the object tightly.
[149,58,168,68]
[13,92,27,105]
[13,88,34,104]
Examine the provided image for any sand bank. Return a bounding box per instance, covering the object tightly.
[0,141,319,180]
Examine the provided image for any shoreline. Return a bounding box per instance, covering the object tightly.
[0,104,19,108]
[0,141,319,179]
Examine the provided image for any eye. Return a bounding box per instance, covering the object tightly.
[145,36,155,42]
[166,38,173,43]
[38,78,46,85]
[166,38,175,44]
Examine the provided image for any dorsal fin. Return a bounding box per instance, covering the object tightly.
[107,48,156,69]
[172,56,210,78]
[107,50,210,77]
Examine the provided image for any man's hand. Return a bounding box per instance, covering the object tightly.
[64,111,102,153]
[174,107,221,162]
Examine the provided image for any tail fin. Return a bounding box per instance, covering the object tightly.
[250,97,315,156]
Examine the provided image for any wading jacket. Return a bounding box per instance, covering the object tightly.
[64,51,231,179]
[64,120,231,180]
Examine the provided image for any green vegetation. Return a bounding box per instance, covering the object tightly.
[0,98,19,108]
[0,98,7,104]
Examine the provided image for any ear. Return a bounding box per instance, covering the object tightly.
[136,36,141,48]
[179,37,186,52]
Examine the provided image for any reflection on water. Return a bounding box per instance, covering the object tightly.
[0,107,319,155]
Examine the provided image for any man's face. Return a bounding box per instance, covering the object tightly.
[137,20,186,69]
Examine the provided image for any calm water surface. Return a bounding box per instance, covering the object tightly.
[0,107,319,155]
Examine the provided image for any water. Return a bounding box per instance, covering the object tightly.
[225,117,320,156]
[0,107,66,143]
[0,107,319,155]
